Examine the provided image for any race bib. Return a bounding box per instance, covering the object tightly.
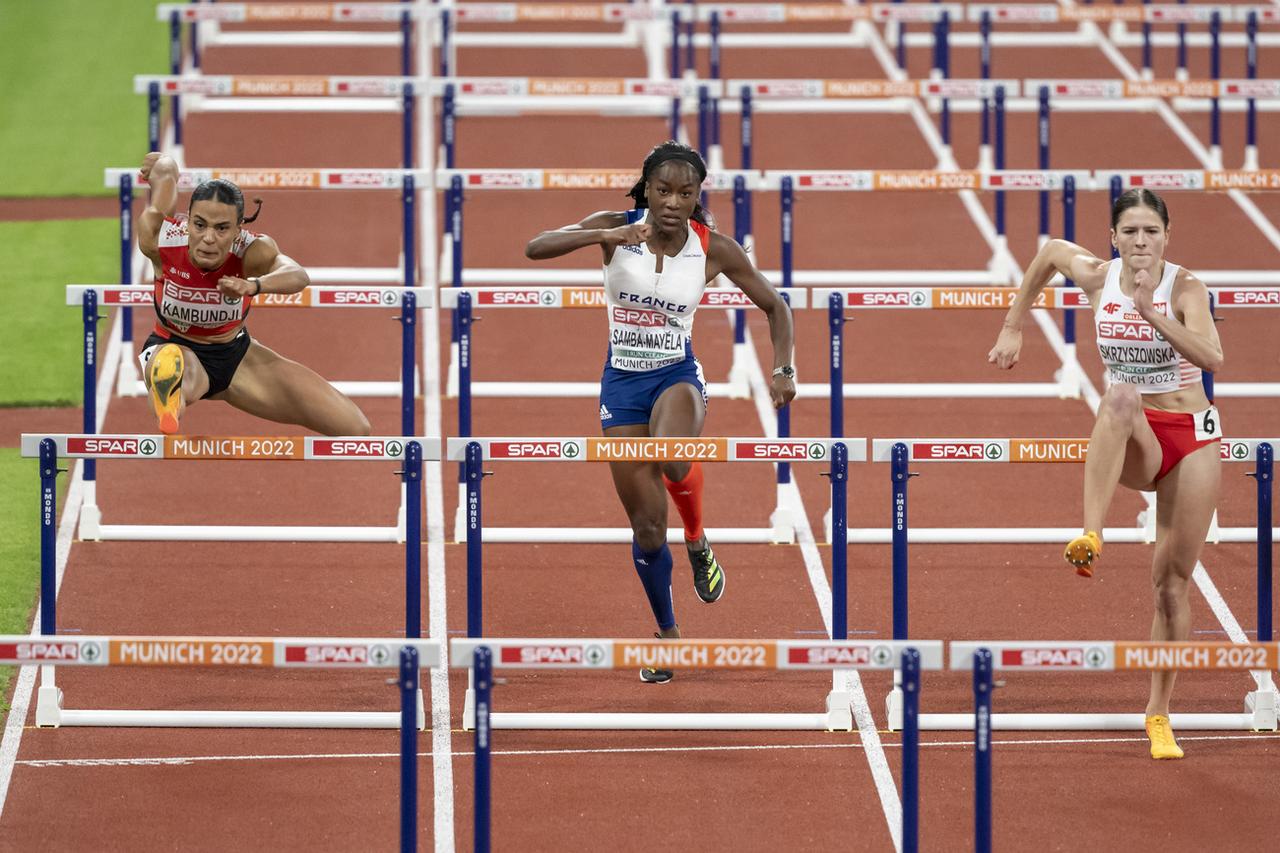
[1193,405,1222,441]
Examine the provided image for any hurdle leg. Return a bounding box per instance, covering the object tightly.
[769,481,796,545]
[825,673,854,732]
[1054,342,1085,400]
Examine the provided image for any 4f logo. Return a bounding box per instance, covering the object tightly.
[1102,302,1121,314]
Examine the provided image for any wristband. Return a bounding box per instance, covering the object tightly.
[250,277,262,296]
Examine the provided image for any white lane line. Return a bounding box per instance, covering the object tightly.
[0,308,127,819]
[19,729,1280,768]
[738,325,903,853]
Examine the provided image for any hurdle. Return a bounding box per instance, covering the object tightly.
[101,165,424,401]
[870,438,1278,731]
[2,635,438,849]
[436,167,765,401]
[22,435,437,727]
[454,641,939,852]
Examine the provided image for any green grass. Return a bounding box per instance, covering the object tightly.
[0,449,66,717]
[0,219,119,407]
[0,0,167,196]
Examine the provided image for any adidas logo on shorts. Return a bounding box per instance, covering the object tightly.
[599,404,612,420]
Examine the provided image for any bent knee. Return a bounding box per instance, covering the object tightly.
[1152,574,1191,615]
[1099,384,1143,423]
[631,518,667,552]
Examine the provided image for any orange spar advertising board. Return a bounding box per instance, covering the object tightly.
[109,638,273,666]
[1206,170,1280,190]
[164,436,305,460]
[1114,642,1280,671]
[613,640,776,669]
[245,5,333,22]
[930,288,1036,309]
[528,78,626,96]
[211,170,321,189]
[231,76,331,96]
[586,437,728,462]
[873,171,980,190]
[563,287,607,308]
[543,170,638,190]
[1007,439,1089,462]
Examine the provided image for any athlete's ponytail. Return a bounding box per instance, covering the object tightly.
[190,179,263,224]
[625,140,712,228]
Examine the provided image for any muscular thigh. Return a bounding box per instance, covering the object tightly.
[1153,443,1221,573]
[1118,412,1164,492]
[605,423,665,519]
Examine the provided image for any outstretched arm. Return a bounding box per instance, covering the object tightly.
[525,211,638,261]
[137,152,180,264]
[988,239,1108,369]
[709,232,795,409]
[1136,270,1223,372]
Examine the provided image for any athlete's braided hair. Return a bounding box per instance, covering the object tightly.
[189,178,263,225]
[625,141,711,227]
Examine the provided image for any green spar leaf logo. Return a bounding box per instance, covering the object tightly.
[387,441,404,458]
[140,439,158,456]
[985,442,1004,460]
[540,290,556,306]
[584,644,607,666]
[871,645,893,666]
[382,289,398,306]
[369,644,391,666]
[910,290,927,307]
[808,443,826,460]
[79,641,102,663]
[562,441,581,459]
[1233,443,1249,460]
[1084,646,1107,668]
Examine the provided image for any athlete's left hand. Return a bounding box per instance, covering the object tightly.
[217,276,257,300]
[1132,269,1158,319]
[770,375,796,409]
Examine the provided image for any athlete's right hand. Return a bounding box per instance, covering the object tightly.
[139,152,163,181]
[604,222,651,247]
[988,326,1022,369]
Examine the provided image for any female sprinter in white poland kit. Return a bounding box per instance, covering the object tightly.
[989,188,1224,760]
[526,142,796,683]
[136,152,369,436]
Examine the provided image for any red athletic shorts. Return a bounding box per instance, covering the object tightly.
[1144,405,1221,483]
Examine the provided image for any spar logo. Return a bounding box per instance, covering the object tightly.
[910,290,927,306]
[481,290,542,306]
[612,306,666,327]
[319,289,393,306]
[1000,646,1107,668]
[700,290,753,307]
[1224,442,1250,461]
[501,645,584,665]
[110,289,153,305]
[487,441,579,459]
[914,442,1002,460]
[0,641,86,662]
[312,439,404,458]
[66,437,158,457]
[299,645,369,665]
[734,441,822,460]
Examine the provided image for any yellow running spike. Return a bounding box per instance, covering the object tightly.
[148,343,185,435]
[1063,531,1103,578]
[1145,714,1185,760]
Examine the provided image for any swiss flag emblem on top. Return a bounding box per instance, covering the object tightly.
[1102,302,1121,315]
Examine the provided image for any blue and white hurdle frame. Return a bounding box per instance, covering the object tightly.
[1,635,440,852]
[102,165,426,402]
[446,436,872,730]
[955,639,1280,853]
[452,639,941,853]
[21,434,439,726]
[62,283,434,541]
[872,438,1278,732]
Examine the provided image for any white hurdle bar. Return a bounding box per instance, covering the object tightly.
[68,284,433,399]
[444,436,863,545]
[22,434,441,543]
[451,637,944,731]
[942,641,1280,732]
[2,635,440,729]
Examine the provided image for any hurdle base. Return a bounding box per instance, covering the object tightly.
[90,524,402,542]
[446,341,460,398]
[768,493,797,545]
[886,686,904,731]
[79,494,102,541]
[454,482,467,544]
[1053,345,1084,399]
[35,683,63,728]
[487,712,839,731]
[726,342,752,399]
[116,346,141,397]
[916,712,1261,731]
[1245,689,1279,731]
[825,689,854,732]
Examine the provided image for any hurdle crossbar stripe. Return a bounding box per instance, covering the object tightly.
[439,286,808,310]
[22,434,440,461]
[436,168,761,191]
[0,635,442,669]
[871,438,1277,463]
[728,78,1022,99]
[1026,79,1280,99]
[67,285,433,309]
[135,75,727,99]
[450,638,943,670]
[949,640,1280,672]
[813,285,1086,310]
[156,2,426,22]
[445,437,863,463]
[103,167,421,190]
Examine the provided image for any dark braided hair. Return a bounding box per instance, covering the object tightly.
[189,178,263,224]
[1111,188,1168,229]
[625,140,711,227]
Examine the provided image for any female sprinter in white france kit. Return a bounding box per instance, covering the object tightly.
[526,141,796,683]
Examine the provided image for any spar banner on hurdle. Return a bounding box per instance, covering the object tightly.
[21,434,441,461]
[1096,170,1280,191]
[446,437,866,462]
[439,286,809,310]
[104,167,423,190]
[0,635,442,668]
[728,79,1022,99]
[949,640,1280,672]
[134,75,427,97]
[812,286,1087,310]
[1025,79,1280,100]
[759,170,1091,191]
[872,438,1279,463]
[435,168,762,192]
[156,2,429,22]
[450,638,944,670]
[66,285,434,309]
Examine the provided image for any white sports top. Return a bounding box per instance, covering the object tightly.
[1093,258,1201,394]
[603,219,711,371]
